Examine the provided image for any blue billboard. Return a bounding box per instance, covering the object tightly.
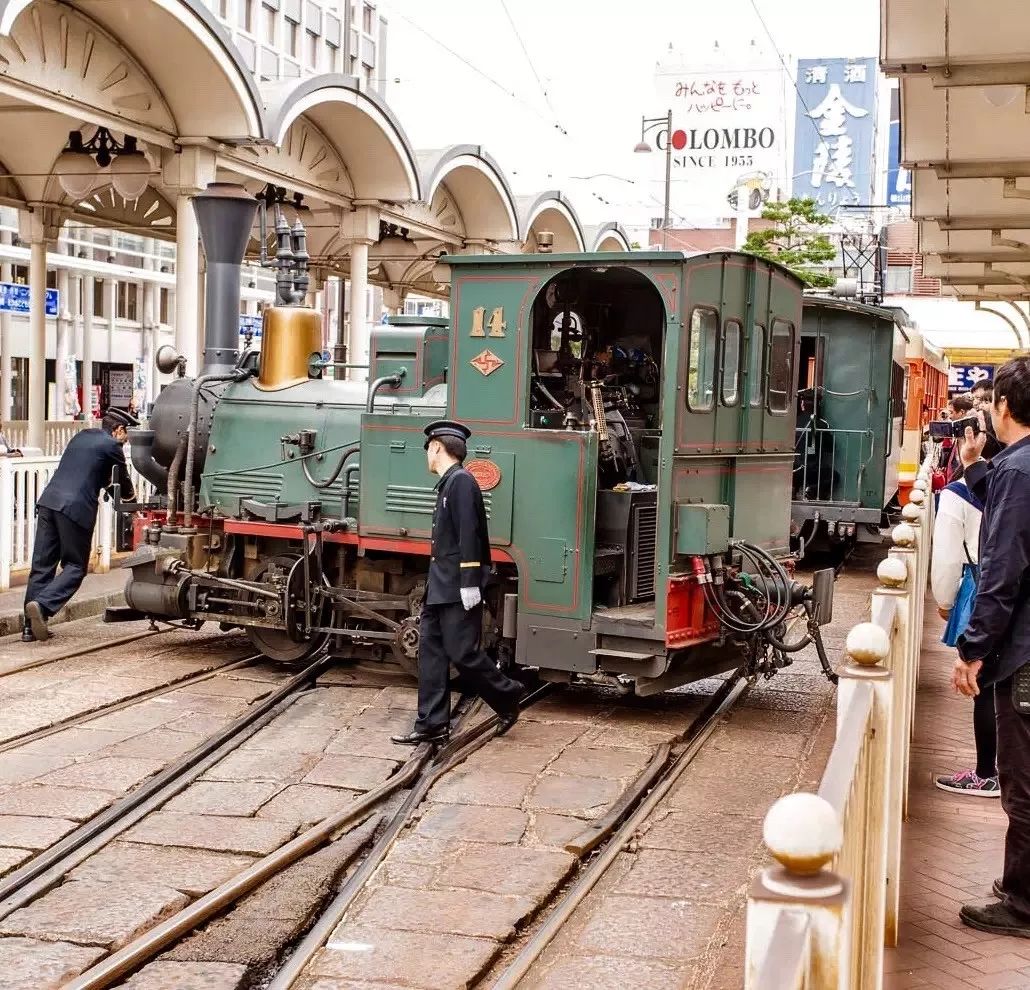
[239,314,262,338]
[793,58,878,216]
[887,86,911,209]
[949,364,994,392]
[0,282,58,317]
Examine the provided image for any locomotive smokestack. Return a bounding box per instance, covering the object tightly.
[193,183,258,373]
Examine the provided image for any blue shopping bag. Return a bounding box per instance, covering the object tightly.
[942,563,978,647]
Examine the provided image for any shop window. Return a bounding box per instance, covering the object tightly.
[363,2,374,33]
[767,319,794,414]
[748,324,765,408]
[286,19,299,56]
[687,307,717,412]
[93,278,105,318]
[159,288,170,325]
[117,282,139,322]
[722,320,741,406]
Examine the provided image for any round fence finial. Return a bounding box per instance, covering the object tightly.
[912,478,928,493]
[877,556,908,588]
[892,522,916,547]
[764,793,842,874]
[901,502,922,522]
[908,487,926,505]
[846,621,890,665]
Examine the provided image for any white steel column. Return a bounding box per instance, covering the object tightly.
[54,263,71,420]
[0,231,12,424]
[82,272,94,419]
[348,239,371,382]
[141,243,157,407]
[175,194,199,373]
[27,236,47,448]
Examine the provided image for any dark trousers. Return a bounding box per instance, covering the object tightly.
[414,602,523,733]
[24,506,92,620]
[973,684,998,779]
[996,676,1030,919]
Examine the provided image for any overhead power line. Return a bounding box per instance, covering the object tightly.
[497,0,568,136]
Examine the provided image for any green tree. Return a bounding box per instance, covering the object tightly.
[742,197,838,288]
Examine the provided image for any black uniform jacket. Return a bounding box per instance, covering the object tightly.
[37,428,135,532]
[425,464,491,606]
[958,433,1030,684]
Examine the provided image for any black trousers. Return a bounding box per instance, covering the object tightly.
[996,676,1030,919]
[414,602,523,733]
[973,683,998,779]
[24,506,92,620]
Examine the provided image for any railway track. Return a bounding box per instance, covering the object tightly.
[0,626,167,679]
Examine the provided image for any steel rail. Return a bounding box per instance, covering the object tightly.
[489,673,750,990]
[68,687,552,990]
[0,627,167,679]
[267,686,554,990]
[0,654,260,754]
[0,654,332,915]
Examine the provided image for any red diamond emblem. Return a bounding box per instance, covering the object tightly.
[470,349,504,376]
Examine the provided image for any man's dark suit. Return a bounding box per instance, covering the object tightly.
[25,428,134,619]
[414,463,522,734]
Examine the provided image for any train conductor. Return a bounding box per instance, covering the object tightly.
[392,420,524,745]
[22,408,137,643]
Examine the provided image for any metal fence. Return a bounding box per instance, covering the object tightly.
[0,452,155,591]
[745,455,934,989]
[794,427,874,504]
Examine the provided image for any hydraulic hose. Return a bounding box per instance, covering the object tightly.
[341,461,360,520]
[183,371,246,529]
[302,444,360,490]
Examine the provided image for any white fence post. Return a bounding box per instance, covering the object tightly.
[95,496,113,574]
[0,459,12,591]
[745,793,849,989]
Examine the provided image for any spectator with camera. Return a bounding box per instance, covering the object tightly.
[952,355,1030,936]
[971,378,1005,460]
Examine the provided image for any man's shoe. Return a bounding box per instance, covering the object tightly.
[390,727,448,746]
[960,901,1030,937]
[24,602,49,642]
[20,622,34,643]
[994,878,1006,900]
[495,707,520,737]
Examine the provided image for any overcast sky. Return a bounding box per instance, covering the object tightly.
[378,0,881,236]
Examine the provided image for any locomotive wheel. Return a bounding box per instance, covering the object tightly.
[245,554,331,663]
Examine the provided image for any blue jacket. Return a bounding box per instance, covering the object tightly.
[958,434,1030,683]
[37,428,135,532]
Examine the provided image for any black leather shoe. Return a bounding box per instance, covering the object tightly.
[390,728,448,746]
[20,623,34,643]
[993,878,1005,900]
[960,901,1030,937]
[25,602,49,642]
[495,707,520,737]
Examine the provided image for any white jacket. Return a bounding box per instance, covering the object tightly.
[931,480,982,609]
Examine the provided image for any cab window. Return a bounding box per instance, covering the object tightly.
[687,307,717,411]
[722,320,741,406]
[768,318,794,414]
[748,323,765,408]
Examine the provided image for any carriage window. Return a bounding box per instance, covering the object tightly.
[748,323,765,408]
[722,320,741,406]
[687,307,718,411]
[767,319,794,414]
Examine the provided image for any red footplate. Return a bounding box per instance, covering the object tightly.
[665,570,720,648]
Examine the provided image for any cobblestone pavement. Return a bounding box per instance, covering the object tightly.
[883,615,1030,990]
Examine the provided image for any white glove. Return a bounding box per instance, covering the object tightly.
[460,587,482,611]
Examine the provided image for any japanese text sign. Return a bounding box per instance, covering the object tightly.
[0,282,58,317]
[887,86,911,209]
[793,58,878,215]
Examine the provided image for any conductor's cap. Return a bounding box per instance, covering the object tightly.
[104,408,139,428]
[423,419,471,449]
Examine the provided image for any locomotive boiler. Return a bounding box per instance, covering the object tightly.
[116,182,835,696]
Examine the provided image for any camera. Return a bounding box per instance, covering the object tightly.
[928,416,980,441]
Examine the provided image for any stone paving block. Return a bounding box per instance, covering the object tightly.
[377,835,451,888]
[238,722,339,754]
[0,784,116,821]
[326,710,416,759]
[166,712,234,736]
[121,960,249,990]
[38,756,164,791]
[526,773,623,818]
[415,804,527,844]
[0,935,105,989]
[354,885,535,940]
[530,953,685,990]
[526,813,585,849]
[125,812,297,856]
[548,745,654,780]
[724,705,821,737]
[0,751,75,786]
[187,676,276,700]
[164,693,250,716]
[638,810,762,853]
[164,780,286,817]
[0,814,77,849]
[70,842,255,897]
[303,754,399,790]
[460,744,559,775]
[13,727,133,759]
[616,847,752,903]
[85,701,182,734]
[668,762,788,815]
[0,847,30,876]
[367,685,421,709]
[446,843,575,899]
[315,926,498,987]
[428,767,535,808]
[500,719,587,751]
[102,729,206,761]
[575,894,725,961]
[256,783,358,827]
[521,692,615,724]
[706,724,808,759]
[202,747,319,783]
[0,878,189,949]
